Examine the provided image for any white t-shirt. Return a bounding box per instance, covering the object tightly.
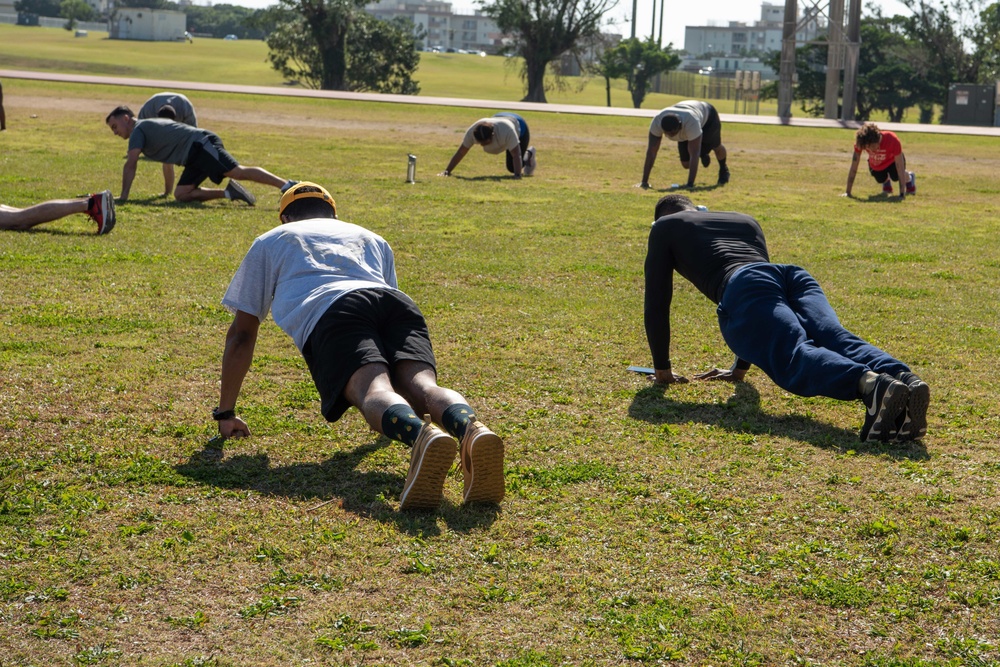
[222,218,398,351]
[649,101,713,141]
[461,117,520,154]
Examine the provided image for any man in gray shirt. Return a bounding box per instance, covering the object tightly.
[106,105,294,205]
[215,182,505,510]
[137,92,199,197]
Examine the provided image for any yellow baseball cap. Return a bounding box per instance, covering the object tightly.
[278,181,337,218]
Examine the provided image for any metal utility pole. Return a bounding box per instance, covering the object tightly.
[824,0,845,119]
[651,0,656,41]
[841,0,862,121]
[631,0,637,38]
[657,0,665,46]
[778,0,797,119]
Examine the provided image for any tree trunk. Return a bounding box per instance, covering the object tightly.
[522,56,549,103]
[605,76,611,107]
[319,33,348,90]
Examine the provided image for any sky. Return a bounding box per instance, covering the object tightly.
[208,0,916,51]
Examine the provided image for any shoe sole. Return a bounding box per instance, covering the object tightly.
[863,383,910,442]
[399,436,456,510]
[227,181,256,206]
[100,191,116,235]
[901,381,930,440]
[462,431,505,504]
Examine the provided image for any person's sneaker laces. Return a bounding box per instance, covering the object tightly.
[906,172,916,195]
[459,421,505,504]
[882,179,893,194]
[717,166,730,186]
[399,415,457,511]
[86,190,116,235]
[859,373,910,442]
[701,153,711,168]
[893,371,929,441]
[524,146,537,176]
[225,180,256,206]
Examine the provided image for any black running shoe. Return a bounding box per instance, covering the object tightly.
[701,153,711,168]
[859,373,910,442]
[717,166,730,186]
[225,180,256,206]
[894,371,930,441]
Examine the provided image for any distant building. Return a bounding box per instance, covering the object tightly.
[365,0,503,53]
[110,8,186,41]
[684,2,824,57]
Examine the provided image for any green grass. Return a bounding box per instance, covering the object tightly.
[1,46,1000,667]
[0,23,778,112]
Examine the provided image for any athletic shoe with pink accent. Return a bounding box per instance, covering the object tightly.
[86,190,116,235]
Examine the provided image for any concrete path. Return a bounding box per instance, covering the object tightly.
[3,68,1000,137]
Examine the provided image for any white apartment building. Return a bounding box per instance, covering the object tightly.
[365,0,503,53]
[683,2,825,57]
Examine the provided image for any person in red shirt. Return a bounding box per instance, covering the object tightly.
[843,122,915,198]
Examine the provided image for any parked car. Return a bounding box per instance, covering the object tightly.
[224,34,238,40]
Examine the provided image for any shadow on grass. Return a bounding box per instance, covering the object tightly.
[450,174,518,182]
[175,436,500,535]
[628,381,929,460]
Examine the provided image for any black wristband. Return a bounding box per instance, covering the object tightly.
[212,407,236,421]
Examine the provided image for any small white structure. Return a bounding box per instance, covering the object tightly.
[110,8,185,41]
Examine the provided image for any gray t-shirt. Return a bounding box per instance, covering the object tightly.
[222,218,399,351]
[461,117,520,154]
[138,92,198,127]
[128,118,208,165]
[650,101,713,141]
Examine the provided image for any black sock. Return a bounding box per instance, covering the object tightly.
[719,158,728,170]
[381,404,424,447]
[441,404,476,440]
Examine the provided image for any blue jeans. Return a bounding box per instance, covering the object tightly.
[717,263,908,400]
[493,112,530,174]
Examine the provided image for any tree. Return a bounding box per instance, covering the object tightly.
[60,0,95,25]
[589,40,630,106]
[185,4,265,40]
[970,2,1000,82]
[481,0,618,103]
[14,0,61,17]
[610,37,680,108]
[249,3,420,93]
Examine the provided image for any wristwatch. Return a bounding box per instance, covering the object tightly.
[212,407,236,421]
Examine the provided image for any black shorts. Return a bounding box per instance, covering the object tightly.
[301,288,436,422]
[870,163,901,183]
[178,133,239,187]
[677,104,722,162]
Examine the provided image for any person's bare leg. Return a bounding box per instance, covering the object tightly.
[0,199,88,230]
[173,185,227,202]
[224,165,285,189]
[343,362,414,432]
[391,361,466,425]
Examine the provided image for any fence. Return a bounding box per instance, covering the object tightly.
[0,13,108,32]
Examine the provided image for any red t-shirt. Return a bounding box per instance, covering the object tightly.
[855,131,902,171]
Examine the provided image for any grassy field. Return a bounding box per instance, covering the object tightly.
[2,41,1000,667]
[0,23,778,113]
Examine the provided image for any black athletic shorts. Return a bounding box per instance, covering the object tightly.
[677,104,722,162]
[870,163,901,182]
[178,133,239,187]
[301,288,436,422]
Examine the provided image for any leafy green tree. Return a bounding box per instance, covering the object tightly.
[589,42,630,107]
[249,3,419,93]
[14,0,62,17]
[185,4,265,40]
[968,1,1000,82]
[60,0,95,24]
[480,0,618,103]
[610,37,680,108]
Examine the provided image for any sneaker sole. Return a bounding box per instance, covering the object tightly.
[227,182,256,206]
[864,383,910,442]
[463,431,505,504]
[902,381,930,440]
[399,437,456,510]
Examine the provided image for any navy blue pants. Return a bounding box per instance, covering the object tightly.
[717,263,908,400]
[493,112,530,174]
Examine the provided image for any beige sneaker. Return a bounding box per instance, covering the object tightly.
[399,416,457,511]
[460,421,505,504]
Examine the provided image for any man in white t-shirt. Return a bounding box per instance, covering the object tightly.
[440,112,537,178]
[213,182,505,510]
[638,100,729,190]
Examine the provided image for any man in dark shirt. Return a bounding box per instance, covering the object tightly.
[643,194,929,443]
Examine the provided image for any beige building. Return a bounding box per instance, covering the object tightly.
[110,8,185,41]
[366,0,503,53]
[683,2,825,57]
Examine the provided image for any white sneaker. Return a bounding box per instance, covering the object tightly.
[523,146,537,176]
